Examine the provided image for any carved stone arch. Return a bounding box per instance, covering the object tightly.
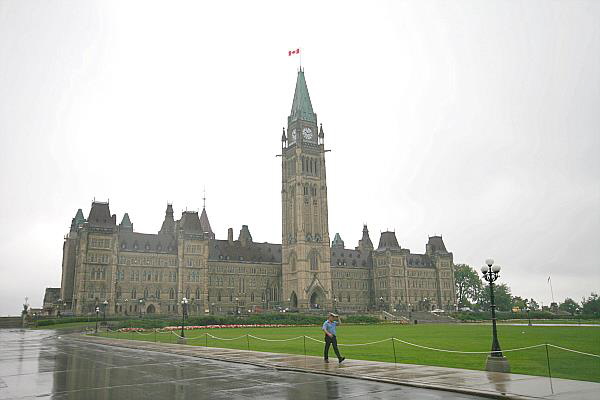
[289,291,298,308]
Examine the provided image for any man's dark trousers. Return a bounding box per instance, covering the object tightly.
[324,335,342,361]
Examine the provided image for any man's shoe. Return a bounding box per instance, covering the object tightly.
[339,357,345,363]
[324,359,329,363]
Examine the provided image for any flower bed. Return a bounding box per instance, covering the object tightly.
[117,324,304,333]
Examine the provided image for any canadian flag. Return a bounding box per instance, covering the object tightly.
[289,48,300,56]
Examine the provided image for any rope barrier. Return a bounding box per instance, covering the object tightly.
[107,328,600,359]
[247,334,304,342]
[392,338,546,354]
[338,338,393,347]
[547,344,600,358]
[206,333,247,341]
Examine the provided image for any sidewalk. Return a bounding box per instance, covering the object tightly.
[72,334,599,400]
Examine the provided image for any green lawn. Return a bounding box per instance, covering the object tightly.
[101,324,600,382]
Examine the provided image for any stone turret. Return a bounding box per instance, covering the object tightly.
[356,224,374,251]
[331,233,345,249]
[159,204,175,234]
[238,225,253,247]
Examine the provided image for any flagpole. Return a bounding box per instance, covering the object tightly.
[548,276,555,304]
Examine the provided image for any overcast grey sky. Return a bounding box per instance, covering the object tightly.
[0,0,598,316]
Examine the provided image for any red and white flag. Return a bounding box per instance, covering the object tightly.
[289,48,300,56]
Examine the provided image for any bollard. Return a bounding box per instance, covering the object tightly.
[205,332,208,347]
[391,337,397,364]
[154,329,157,343]
[246,334,250,351]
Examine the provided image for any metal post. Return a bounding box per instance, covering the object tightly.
[95,307,99,334]
[246,334,250,351]
[545,344,554,394]
[489,280,503,357]
[205,332,208,347]
[391,338,397,364]
[154,329,157,343]
[303,335,307,357]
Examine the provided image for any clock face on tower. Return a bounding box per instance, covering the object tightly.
[302,127,313,140]
[291,129,297,141]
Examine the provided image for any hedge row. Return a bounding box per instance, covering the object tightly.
[451,311,598,321]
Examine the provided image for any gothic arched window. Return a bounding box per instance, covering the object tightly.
[310,251,319,271]
[289,252,297,272]
[169,288,175,300]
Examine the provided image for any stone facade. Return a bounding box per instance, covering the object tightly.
[57,70,456,316]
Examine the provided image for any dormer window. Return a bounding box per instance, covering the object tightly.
[121,243,126,249]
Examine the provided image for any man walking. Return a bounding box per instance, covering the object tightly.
[322,312,345,363]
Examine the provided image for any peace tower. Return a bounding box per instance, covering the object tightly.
[281,68,332,310]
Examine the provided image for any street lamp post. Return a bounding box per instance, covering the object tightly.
[235,297,239,315]
[526,307,532,326]
[139,299,143,318]
[333,298,338,313]
[481,258,510,372]
[379,296,384,311]
[179,297,188,343]
[408,303,412,320]
[94,306,99,334]
[124,299,128,315]
[102,300,108,322]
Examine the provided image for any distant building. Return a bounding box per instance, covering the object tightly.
[57,70,456,316]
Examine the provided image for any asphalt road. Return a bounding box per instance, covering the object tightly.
[0,329,488,400]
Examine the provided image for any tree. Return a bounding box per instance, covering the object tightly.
[527,298,540,310]
[511,296,528,309]
[479,283,512,312]
[581,293,600,317]
[558,298,579,315]
[454,264,483,307]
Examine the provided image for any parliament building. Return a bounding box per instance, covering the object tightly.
[57,70,456,316]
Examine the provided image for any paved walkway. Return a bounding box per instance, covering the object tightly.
[73,334,599,400]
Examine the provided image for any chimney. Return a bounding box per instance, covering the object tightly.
[227,228,233,244]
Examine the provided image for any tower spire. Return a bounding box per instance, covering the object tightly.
[289,69,316,124]
[202,186,206,209]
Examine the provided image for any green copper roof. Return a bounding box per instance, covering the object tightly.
[289,69,316,123]
[120,213,132,227]
[74,209,85,225]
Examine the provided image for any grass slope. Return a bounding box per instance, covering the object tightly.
[103,324,600,382]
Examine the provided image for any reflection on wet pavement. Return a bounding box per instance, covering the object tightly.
[0,330,484,400]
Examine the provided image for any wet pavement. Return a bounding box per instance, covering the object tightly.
[0,329,485,400]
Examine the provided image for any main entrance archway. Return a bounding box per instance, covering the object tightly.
[309,288,325,309]
[146,304,156,314]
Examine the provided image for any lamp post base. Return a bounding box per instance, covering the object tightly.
[485,355,511,373]
[177,337,187,345]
